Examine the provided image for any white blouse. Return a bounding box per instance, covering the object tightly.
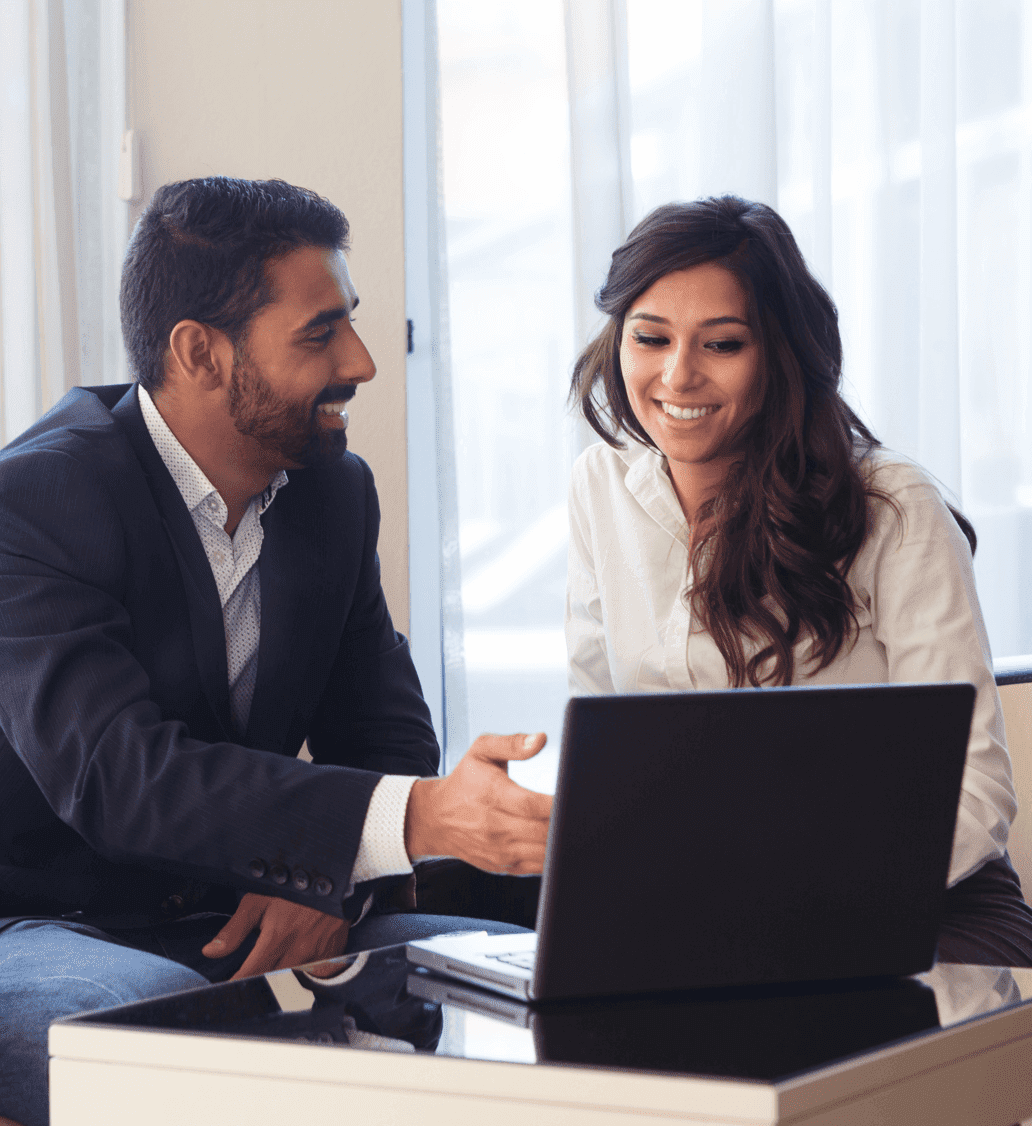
[566,439,1017,887]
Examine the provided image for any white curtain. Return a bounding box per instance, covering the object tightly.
[436,0,1032,789]
[621,0,1032,656]
[0,0,127,445]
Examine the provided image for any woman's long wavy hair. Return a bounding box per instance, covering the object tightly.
[570,196,975,687]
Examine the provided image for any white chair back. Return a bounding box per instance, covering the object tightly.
[995,658,1032,900]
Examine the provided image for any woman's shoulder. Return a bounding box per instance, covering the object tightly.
[859,445,948,498]
[857,446,971,551]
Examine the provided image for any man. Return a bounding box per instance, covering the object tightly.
[0,177,552,1126]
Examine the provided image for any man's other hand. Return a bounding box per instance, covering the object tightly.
[404,733,554,875]
[202,892,350,980]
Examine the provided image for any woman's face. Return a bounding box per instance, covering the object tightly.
[619,263,763,473]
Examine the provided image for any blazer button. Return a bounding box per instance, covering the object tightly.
[313,876,333,897]
[269,864,289,885]
[292,869,310,892]
[249,859,267,879]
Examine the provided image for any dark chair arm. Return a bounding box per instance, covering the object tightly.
[993,656,1032,686]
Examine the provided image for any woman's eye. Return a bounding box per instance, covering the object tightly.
[707,339,745,354]
[632,332,668,346]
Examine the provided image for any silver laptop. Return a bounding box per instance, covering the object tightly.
[407,683,974,1001]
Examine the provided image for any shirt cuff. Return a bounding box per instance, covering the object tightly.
[349,774,419,886]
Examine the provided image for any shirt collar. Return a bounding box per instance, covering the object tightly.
[137,384,288,519]
[259,471,289,514]
[616,437,688,541]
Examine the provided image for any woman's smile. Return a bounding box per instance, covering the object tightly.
[660,402,722,420]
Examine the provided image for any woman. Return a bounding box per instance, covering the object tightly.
[566,195,1032,965]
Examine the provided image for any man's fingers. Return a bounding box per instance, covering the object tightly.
[470,732,547,764]
[510,785,554,823]
[407,732,552,865]
[202,895,350,979]
[503,855,548,876]
[304,956,349,980]
[230,931,284,980]
[202,892,265,959]
[459,808,552,875]
[488,770,554,822]
[493,833,549,875]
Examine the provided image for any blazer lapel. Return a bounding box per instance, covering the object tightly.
[245,476,337,754]
[110,387,234,740]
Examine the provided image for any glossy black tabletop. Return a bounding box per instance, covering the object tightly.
[67,945,1032,1084]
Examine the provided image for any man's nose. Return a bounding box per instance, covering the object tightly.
[339,327,376,384]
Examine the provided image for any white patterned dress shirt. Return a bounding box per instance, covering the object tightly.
[138,387,416,891]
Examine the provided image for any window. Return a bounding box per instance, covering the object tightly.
[420,0,1032,788]
[436,0,578,789]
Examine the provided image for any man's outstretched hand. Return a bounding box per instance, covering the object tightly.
[203,733,552,979]
[202,893,351,980]
[404,732,554,874]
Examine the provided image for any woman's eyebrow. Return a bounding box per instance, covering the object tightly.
[627,312,749,327]
[701,315,749,327]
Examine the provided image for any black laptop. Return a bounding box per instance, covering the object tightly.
[407,683,974,1000]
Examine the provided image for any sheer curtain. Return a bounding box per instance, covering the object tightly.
[435,1,579,782]
[0,0,128,445]
[624,0,1032,656]
[435,0,1032,786]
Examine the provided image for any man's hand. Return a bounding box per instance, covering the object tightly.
[202,892,351,980]
[404,732,553,875]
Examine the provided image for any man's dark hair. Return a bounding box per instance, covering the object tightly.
[120,177,350,392]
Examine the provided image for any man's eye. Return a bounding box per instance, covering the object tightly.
[310,328,335,346]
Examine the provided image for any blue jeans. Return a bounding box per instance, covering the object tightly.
[0,911,526,1126]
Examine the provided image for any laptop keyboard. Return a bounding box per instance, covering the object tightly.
[487,950,536,971]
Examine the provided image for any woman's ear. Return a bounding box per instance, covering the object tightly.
[166,320,233,391]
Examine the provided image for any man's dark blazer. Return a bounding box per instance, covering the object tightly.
[0,384,439,927]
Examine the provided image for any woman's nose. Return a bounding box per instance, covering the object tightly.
[662,347,703,391]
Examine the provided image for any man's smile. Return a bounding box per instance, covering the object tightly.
[317,401,349,427]
[313,385,356,426]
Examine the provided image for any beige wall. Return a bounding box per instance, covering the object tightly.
[126,0,410,632]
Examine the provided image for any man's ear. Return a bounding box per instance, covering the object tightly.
[166,320,233,389]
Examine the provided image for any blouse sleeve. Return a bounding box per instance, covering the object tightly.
[566,456,616,697]
[858,459,1017,886]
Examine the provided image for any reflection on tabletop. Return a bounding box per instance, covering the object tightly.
[68,944,1032,1084]
[918,962,1022,1024]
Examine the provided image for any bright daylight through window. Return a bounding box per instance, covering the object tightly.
[436,0,1032,792]
[437,1,577,791]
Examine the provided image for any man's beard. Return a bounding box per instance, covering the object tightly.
[228,351,350,468]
